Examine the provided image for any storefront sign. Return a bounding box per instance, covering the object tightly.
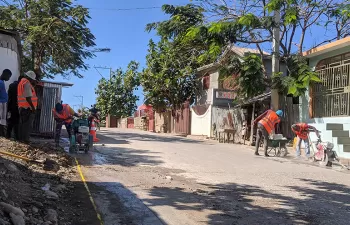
[215,91,236,100]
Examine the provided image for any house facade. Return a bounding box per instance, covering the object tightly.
[301,37,350,158]
[191,46,286,139]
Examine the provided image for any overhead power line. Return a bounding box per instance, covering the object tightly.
[94,67,105,78]
[87,6,162,11]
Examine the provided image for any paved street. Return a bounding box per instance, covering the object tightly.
[79,128,350,225]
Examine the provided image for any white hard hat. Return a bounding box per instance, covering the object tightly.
[25,71,36,80]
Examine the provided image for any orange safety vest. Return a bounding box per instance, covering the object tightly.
[17,78,38,109]
[52,104,73,123]
[258,110,281,134]
[292,123,309,140]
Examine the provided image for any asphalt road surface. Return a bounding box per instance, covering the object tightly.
[78,128,350,225]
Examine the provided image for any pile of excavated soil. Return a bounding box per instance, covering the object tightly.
[0,138,100,225]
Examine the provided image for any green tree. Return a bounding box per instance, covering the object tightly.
[141,40,199,111]
[219,54,267,99]
[180,1,348,96]
[0,0,96,79]
[142,4,205,111]
[95,61,140,118]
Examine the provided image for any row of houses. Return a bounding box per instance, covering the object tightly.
[106,37,350,159]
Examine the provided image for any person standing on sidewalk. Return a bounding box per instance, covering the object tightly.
[6,76,22,140]
[253,109,283,157]
[291,123,319,159]
[17,71,37,143]
[0,69,12,136]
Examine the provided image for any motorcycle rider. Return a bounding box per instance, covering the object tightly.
[291,123,319,158]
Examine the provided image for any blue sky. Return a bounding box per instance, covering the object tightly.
[53,0,189,110]
[52,0,335,111]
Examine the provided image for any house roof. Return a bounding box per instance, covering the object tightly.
[302,37,350,58]
[196,62,219,72]
[226,46,270,58]
[196,45,270,73]
[0,28,19,36]
[41,80,74,87]
[234,92,271,107]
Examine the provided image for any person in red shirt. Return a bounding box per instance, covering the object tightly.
[291,123,319,158]
[253,109,283,156]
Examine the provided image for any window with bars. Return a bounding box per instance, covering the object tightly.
[311,52,350,118]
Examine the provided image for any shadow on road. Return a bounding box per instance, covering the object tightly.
[139,179,350,225]
[98,129,204,144]
[96,132,130,145]
[78,146,164,167]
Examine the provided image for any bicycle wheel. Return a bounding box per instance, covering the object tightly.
[268,147,277,156]
[277,146,288,157]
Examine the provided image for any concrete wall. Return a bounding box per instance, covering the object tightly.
[197,71,219,105]
[0,32,20,91]
[211,107,245,142]
[134,117,148,130]
[120,118,128,129]
[155,111,172,133]
[191,105,212,137]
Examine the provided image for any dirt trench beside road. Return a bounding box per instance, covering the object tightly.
[78,128,350,225]
[0,138,100,225]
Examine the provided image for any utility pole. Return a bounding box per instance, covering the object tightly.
[72,105,80,111]
[94,66,112,79]
[74,95,84,109]
[271,10,280,111]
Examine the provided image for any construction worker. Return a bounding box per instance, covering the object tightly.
[52,102,80,145]
[6,76,22,140]
[291,123,319,158]
[17,71,37,143]
[0,69,12,137]
[88,104,100,130]
[253,109,283,156]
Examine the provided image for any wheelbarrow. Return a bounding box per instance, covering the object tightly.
[259,134,289,157]
[267,138,289,157]
[69,118,93,153]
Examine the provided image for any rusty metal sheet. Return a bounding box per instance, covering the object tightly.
[174,102,191,135]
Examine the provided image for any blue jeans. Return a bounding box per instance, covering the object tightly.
[295,137,310,157]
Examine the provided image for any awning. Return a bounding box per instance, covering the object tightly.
[234,92,271,108]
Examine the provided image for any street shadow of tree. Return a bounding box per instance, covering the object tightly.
[96,132,130,145]
[99,129,205,144]
[142,179,350,225]
[77,146,164,167]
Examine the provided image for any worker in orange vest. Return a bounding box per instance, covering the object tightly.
[17,71,38,143]
[253,109,283,156]
[291,123,319,158]
[53,102,80,145]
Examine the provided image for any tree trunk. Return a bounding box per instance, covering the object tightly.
[299,27,306,54]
